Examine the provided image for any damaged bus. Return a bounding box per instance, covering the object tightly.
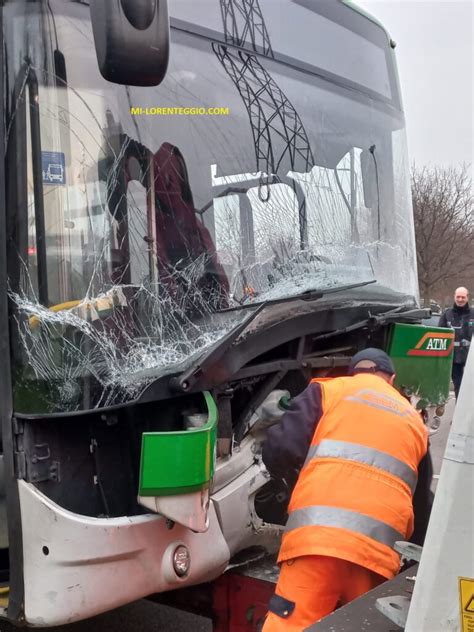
[0,0,442,625]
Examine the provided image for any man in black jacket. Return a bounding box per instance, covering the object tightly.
[439,287,474,399]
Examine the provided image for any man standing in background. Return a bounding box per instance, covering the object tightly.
[439,287,473,399]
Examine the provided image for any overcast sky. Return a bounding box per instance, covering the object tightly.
[357,0,473,168]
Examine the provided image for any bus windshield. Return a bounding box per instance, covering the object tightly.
[4,0,417,413]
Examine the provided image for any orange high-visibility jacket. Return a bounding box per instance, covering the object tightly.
[279,373,428,579]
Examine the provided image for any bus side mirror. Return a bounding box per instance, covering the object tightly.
[360,147,377,209]
[90,0,169,87]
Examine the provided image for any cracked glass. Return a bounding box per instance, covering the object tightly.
[4,1,417,413]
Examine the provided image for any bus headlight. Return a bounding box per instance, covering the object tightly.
[172,545,190,577]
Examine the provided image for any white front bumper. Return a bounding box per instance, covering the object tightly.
[18,480,230,626]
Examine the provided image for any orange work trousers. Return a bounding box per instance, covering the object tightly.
[262,555,385,632]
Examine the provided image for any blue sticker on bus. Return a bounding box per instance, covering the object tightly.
[42,151,66,185]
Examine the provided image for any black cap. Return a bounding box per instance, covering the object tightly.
[348,348,395,376]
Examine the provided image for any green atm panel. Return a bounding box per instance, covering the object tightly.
[388,323,454,408]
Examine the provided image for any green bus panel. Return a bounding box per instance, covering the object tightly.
[139,391,217,496]
[388,323,454,408]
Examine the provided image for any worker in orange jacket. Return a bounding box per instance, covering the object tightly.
[261,348,431,631]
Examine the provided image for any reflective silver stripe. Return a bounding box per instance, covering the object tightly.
[344,389,411,417]
[345,396,410,416]
[454,341,470,347]
[304,440,417,493]
[285,505,404,548]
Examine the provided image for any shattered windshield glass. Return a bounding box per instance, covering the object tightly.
[4,1,417,413]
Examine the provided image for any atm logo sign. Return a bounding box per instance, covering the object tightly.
[408,332,455,357]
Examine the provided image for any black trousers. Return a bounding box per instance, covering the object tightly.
[452,362,465,400]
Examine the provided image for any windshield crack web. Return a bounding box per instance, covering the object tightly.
[6,26,404,414]
[11,284,239,411]
[8,67,244,412]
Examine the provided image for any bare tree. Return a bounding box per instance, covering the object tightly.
[412,164,474,305]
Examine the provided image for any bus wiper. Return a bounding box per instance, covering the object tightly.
[263,279,377,303]
[216,279,377,313]
[307,279,377,296]
[168,302,267,393]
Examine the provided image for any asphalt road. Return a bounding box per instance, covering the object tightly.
[0,396,455,632]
